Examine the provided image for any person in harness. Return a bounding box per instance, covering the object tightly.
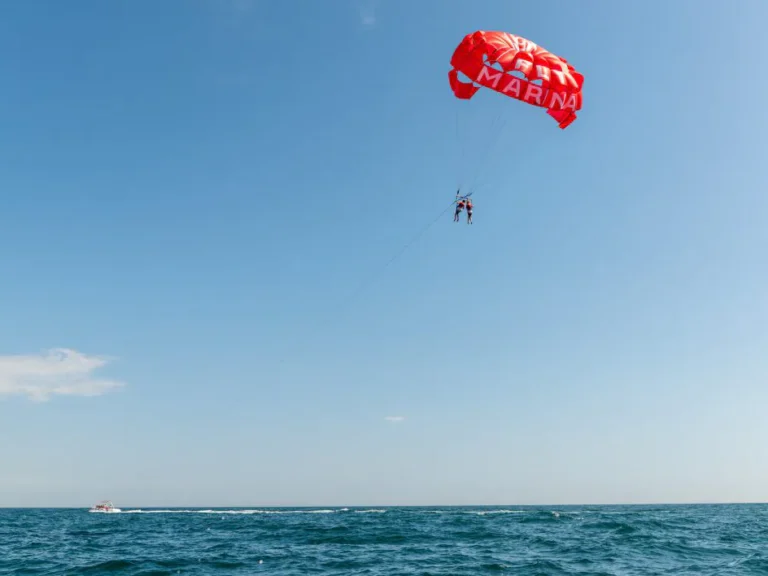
[454,191,473,224]
[454,191,466,222]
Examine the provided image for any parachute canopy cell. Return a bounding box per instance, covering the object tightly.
[449,30,584,129]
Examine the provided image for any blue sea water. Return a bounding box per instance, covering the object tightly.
[1,505,766,575]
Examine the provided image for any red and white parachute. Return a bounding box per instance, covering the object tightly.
[447,30,585,198]
[449,30,584,129]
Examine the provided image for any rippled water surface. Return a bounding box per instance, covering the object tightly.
[1,505,767,574]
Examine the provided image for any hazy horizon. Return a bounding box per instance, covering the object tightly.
[5,500,768,510]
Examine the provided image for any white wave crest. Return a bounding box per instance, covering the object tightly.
[472,510,527,515]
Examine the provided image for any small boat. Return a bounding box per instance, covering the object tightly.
[89,500,121,513]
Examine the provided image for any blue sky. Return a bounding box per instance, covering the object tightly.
[2,0,768,507]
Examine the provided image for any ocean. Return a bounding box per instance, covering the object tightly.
[1,504,766,575]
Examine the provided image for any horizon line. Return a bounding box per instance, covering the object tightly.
[2,501,767,509]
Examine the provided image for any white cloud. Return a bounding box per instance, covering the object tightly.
[0,348,125,402]
[359,0,377,28]
[384,416,405,423]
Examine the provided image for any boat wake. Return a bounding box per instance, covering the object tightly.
[118,508,385,515]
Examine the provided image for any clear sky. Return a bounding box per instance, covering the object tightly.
[1,0,768,508]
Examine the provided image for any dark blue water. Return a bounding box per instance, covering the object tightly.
[1,505,766,575]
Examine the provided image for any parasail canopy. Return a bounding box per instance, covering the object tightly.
[449,30,584,129]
